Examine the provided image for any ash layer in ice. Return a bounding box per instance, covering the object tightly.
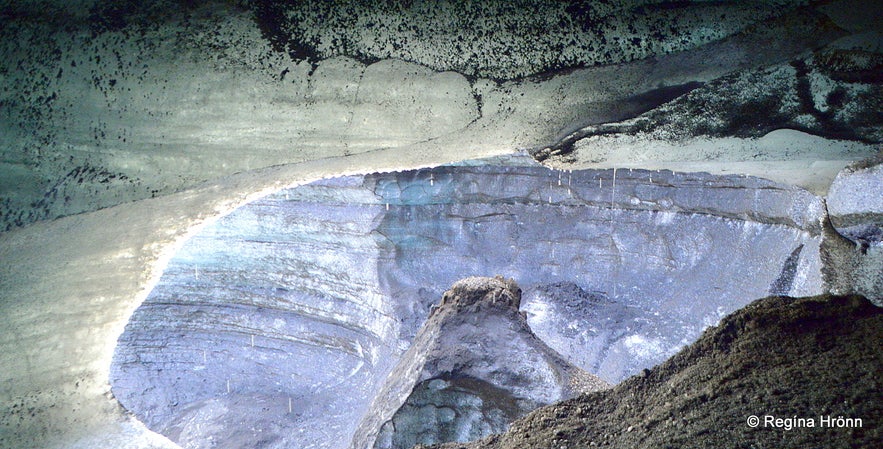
[355,276,608,449]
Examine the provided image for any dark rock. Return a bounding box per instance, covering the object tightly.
[432,294,883,449]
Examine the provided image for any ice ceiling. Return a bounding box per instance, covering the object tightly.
[0,1,881,449]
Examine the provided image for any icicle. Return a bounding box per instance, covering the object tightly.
[289,397,293,414]
[251,335,255,347]
[611,168,617,208]
[610,168,618,300]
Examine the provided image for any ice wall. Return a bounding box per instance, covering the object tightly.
[111,159,826,449]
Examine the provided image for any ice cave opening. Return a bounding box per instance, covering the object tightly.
[110,156,826,449]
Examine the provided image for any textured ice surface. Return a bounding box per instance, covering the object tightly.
[112,159,826,449]
[824,158,883,305]
[0,0,858,232]
[828,159,883,245]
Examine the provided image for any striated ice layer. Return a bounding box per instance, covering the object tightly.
[112,180,399,449]
[111,159,826,449]
[825,158,883,305]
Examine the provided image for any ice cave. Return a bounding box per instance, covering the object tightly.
[1,1,881,449]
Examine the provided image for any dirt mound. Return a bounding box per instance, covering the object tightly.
[428,294,882,449]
